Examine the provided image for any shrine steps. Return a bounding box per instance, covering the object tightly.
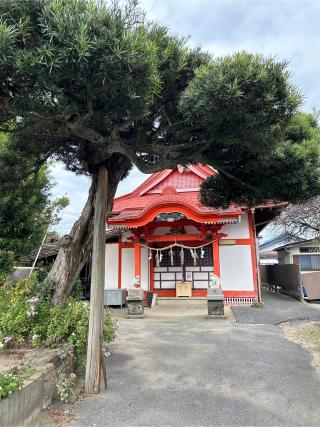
[156,297,207,309]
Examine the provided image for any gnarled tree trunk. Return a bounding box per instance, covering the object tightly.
[50,177,97,304]
[50,156,130,304]
[48,155,130,393]
[85,165,108,394]
[83,157,130,394]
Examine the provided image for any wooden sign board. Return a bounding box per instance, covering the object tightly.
[176,281,192,297]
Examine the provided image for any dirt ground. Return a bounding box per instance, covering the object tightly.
[281,320,320,377]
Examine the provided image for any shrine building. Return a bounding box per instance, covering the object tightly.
[105,164,283,305]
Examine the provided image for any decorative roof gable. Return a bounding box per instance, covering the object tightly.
[108,164,245,227]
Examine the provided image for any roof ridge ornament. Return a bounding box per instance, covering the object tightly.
[177,165,190,173]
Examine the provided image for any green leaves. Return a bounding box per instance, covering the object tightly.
[0,133,69,276]
[0,0,318,213]
[179,52,302,150]
[0,272,117,372]
[200,112,320,208]
[0,18,18,60]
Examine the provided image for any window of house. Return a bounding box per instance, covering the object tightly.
[299,247,320,253]
[299,255,320,271]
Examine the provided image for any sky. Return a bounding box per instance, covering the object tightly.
[51,0,320,236]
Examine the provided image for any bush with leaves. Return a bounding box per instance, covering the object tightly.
[0,366,33,400]
[0,370,23,400]
[56,372,77,402]
[0,273,117,370]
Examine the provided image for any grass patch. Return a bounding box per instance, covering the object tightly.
[251,300,264,309]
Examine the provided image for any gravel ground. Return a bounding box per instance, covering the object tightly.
[232,288,320,325]
[65,296,320,426]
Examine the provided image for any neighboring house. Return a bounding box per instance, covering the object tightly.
[11,238,62,281]
[259,233,305,265]
[19,240,61,267]
[105,164,284,305]
[259,251,278,265]
[275,238,320,272]
[260,237,320,301]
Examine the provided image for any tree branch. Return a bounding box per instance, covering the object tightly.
[216,166,257,192]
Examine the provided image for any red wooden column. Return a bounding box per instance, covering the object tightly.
[134,238,141,283]
[117,231,122,289]
[213,232,221,277]
[248,209,259,301]
[149,245,154,292]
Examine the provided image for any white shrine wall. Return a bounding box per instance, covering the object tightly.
[219,213,254,292]
[105,243,118,289]
[219,245,254,291]
[219,213,250,239]
[104,243,149,290]
[140,247,149,291]
[120,247,134,289]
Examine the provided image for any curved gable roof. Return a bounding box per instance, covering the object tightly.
[108,164,243,226]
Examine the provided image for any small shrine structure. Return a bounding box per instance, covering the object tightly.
[105,164,283,305]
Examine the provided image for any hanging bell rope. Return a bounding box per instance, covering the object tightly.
[155,250,160,267]
[192,248,199,266]
[169,247,174,266]
[140,238,215,268]
[200,247,205,259]
[180,247,184,265]
[139,238,215,253]
[189,248,199,266]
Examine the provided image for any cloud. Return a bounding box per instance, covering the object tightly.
[141,0,320,110]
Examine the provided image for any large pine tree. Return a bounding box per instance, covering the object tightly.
[0,0,319,393]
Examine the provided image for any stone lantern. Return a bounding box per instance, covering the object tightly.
[126,276,144,318]
[207,272,224,316]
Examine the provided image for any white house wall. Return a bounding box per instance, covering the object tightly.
[278,251,291,264]
[219,245,254,291]
[289,242,320,256]
[105,243,118,289]
[220,213,249,239]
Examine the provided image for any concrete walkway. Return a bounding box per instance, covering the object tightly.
[67,292,320,427]
[232,288,320,324]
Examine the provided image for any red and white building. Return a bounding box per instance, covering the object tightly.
[105,164,282,305]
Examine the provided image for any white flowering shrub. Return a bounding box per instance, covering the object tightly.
[0,366,33,400]
[56,372,76,402]
[0,274,118,373]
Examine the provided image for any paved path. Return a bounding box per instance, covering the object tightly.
[232,288,320,324]
[68,293,320,427]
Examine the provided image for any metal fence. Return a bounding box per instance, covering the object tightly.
[259,264,301,300]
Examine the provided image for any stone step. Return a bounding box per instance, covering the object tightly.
[156,298,207,309]
[157,297,206,306]
[154,306,207,310]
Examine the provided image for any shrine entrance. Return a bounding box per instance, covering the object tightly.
[152,243,214,293]
[105,164,277,304]
[115,206,232,297]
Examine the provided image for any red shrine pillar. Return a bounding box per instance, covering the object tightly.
[117,231,122,289]
[212,232,220,277]
[134,238,141,285]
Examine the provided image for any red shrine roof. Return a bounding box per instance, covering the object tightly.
[108,164,245,228]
